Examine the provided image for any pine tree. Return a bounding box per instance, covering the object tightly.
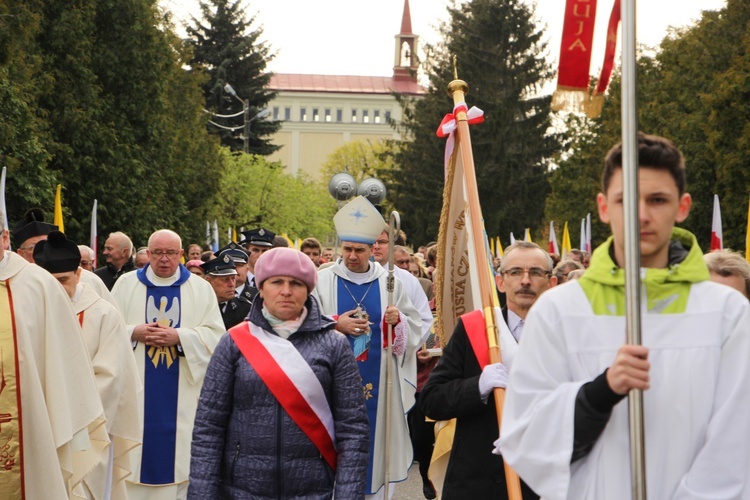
[394,0,561,246]
[187,0,279,154]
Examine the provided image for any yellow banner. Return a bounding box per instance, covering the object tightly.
[0,281,23,499]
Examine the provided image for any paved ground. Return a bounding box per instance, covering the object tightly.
[393,462,431,500]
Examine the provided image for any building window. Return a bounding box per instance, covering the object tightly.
[385,111,391,122]
[273,107,280,120]
[336,109,343,122]
[300,107,307,121]
[313,108,320,122]
[325,108,332,122]
[374,110,381,124]
[284,107,291,120]
[363,110,369,123]
[352,109,358,122]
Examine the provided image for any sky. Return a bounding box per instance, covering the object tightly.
[160,0,727,84]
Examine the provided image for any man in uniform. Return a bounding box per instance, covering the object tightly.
[218,241,255,302]
[112,229,225,499]
[202,254,251,329]
[34,231,141,500]
[0,212,108,498]
[420,241,555,499]
[313,196,422,499]
[500,133,750,499]
[240,227,275,287]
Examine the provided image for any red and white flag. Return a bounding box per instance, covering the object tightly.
[548,221,559,256]
[90,199,98,268]
[711,194,723,251]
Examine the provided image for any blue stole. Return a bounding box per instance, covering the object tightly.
[337,277,382,493]
[137,264,190,484]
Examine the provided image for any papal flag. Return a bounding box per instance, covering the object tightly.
[524,228,532,243]
[54,184,64,234]
[561,221,572,257]
[711,194,723,251]
[548,221,559,256]
[495,236,504,259]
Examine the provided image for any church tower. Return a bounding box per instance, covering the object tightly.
[393,0,419,82]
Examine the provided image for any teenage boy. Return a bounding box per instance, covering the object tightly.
[499,133,750,500]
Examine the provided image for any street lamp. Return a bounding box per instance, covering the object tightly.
[207,83,269,154]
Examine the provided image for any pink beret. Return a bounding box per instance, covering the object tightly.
[185,260,204,269]
[255,247,317,291]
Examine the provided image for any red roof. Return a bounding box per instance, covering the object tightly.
[269,73,424,96]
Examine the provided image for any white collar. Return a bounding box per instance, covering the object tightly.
[146,265,180,286]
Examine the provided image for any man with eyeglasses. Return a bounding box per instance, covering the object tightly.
[420,241,555,500]
[112,229,225,499]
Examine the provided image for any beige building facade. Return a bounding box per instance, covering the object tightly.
[266,0,424,180]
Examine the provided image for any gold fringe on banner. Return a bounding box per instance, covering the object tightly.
[551,87,590,113]
[585,93,606,118]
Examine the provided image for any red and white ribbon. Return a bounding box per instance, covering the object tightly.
[435,102,484,178]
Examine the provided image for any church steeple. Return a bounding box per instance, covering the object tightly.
[393,0,418,82]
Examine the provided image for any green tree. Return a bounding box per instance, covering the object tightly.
[0,0,58,221]
[6,0,223,248]
[187,0,279,154]
[213,149,336,241]
[394,0,561,246]
[548,1,750,253]
[319,139,400,214]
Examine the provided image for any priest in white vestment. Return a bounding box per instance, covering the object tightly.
[34,231,142,499]
[112,229,225,500]
[0,223,108,499]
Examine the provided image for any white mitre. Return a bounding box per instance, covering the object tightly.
[333,196,385,244]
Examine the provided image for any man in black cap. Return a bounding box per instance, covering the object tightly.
[34,231,141,499]
[201,254,251,329]
[218,242,256,302]
[12,208,57,262]
[240,227,275,287]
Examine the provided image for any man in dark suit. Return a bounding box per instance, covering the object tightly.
[420,241,556,499]
[201,255,251,330]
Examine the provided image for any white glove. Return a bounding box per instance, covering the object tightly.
[478,362,509,399]
[492,436,502,455]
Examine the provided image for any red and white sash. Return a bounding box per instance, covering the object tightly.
[229,322,338,470]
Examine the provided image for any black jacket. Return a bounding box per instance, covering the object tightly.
[94,260,136,290]
[419,311,538,500]
[220,297,252,330]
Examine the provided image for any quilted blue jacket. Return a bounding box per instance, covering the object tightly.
[188,295,369,499]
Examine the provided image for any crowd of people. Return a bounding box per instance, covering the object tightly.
[2,132,750,499]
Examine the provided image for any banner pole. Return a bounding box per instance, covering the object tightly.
[447,77,523,500]
[620,0,647,498]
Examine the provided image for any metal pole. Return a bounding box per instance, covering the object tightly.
[243,98,250,154]
[383,211,400,500]
[621,0,647,498]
